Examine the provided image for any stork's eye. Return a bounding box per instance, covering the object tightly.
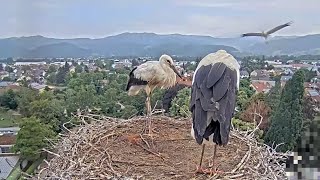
[167,60,170,63]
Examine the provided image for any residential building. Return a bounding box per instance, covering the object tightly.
[29,82,47,92]
[240,70,249,79]
[0,128,20,179]
[306,88,320,103]
[250,70,270,81]
[280,75,293,87]
[251,80,275,94]
[0,82,14,89]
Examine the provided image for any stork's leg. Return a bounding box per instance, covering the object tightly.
[145,86,152,116]
[147,95,152,116]
[142,95,151,135]
[212,143,218,169]
[195,144,224,175]
[195,144,206,173]
[143,85,153,136]
[146,94,152,135]
[207,144,224,175]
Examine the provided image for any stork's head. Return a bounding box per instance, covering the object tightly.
[159,54,182,78]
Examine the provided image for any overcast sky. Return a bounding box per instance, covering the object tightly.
[1,0,319,38]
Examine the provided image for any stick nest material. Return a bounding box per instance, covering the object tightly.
[31,114,290,180]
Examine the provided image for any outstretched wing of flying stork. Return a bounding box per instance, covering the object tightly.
[266,21,293,35]
[241,32,265,37]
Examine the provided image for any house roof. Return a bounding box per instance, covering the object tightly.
[304,82,318,89]
[240,70,249,76]
[280,76,292,81]
[0,81,13,87]
[291,63,313,69]
[251,80,276,86]
[307,89,320,97]
[176,75,192,87]
[251,70,269,76]
[30,82,46,90]
[0,156,20,179]
[311,96,320,102]
[304,82,312,88]
[0,135,16,145]
[251,81,275,93]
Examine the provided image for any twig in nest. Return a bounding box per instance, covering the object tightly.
[139,134,151,148]
[112,159,166,167]
[136,142,165,160]
[248,112,263,138]
[164,138,192,141]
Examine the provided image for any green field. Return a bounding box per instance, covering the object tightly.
[0,109,21,128]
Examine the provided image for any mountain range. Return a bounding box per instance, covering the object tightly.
[0,33,320,58]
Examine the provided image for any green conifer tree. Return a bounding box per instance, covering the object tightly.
[264,70,305,152]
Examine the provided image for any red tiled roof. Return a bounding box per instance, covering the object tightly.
[310,95,320,102]
[0,135,16,145]
[304,82,313,88]
[176,75,192,87]
[251,81,273,93]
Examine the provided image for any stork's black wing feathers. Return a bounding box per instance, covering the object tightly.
[241,32,264,37]
[207,63,226,88]
[190,62,238,146]
[266,21,292,35]
[126,67,148,91]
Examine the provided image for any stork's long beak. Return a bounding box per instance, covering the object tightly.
[169,64,182,79]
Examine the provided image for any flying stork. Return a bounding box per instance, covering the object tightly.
[190,50,240,174]
[126,54,182,134]
[241,21,293,40]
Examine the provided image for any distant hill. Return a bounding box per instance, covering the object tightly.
[245,34,320,55]
[0,33,320,58]
[26,42,92,58]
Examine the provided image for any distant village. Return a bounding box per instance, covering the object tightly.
[239,60,320,105]
[0,56,320,101]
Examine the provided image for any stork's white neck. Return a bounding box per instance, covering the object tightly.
[196,50,240,70]
[160,62,173,73]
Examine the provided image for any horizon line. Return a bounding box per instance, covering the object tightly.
[0,31,317,40]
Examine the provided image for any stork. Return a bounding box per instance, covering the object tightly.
[241,21,293,40]
[126,54,182,134]
[190,50,240,174]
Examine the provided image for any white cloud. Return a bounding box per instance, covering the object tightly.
[170,0,320,37]
[175,0,319,12]
[0,0,319,38]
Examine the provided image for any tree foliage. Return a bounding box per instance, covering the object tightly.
[5,65,14,73]
[300,69,317,82]
[169,87,191,118]
[16,88,37,117]
[264,70,305,152]
[13,117,56,161]
[235,78,255,115]
[240,93,271,131]
[265,80,281,111]
[0,89,18,109]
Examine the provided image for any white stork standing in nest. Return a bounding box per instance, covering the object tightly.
[126,54,182,135]
[190,50,240,174]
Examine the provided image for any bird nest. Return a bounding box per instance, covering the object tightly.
[31,114,290,180]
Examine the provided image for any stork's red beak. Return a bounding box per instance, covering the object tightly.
[170,64,182,79]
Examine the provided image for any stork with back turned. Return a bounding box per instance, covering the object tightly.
[126,54,182,135]
[190,50,240,174]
